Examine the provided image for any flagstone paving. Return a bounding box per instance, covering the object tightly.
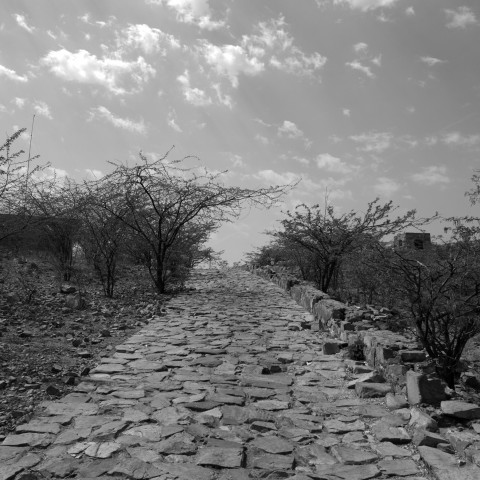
[1,269,433,479]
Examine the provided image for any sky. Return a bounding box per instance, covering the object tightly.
[1,0,480,263]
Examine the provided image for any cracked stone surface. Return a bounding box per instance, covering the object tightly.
[0,268,456,479]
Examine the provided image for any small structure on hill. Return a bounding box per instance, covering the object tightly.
[394,232,431,251]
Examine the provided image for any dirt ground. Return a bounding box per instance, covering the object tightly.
[0,252,171,439]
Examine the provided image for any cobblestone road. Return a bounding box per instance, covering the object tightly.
[1,269,431,479]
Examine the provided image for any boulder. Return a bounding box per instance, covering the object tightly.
[65,294,86,310]
[385,393,408,410]
[409,407,438,431]
[406,370,447,405]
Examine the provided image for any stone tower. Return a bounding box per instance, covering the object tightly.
[393,232,431,250]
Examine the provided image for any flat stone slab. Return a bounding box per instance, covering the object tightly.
[314,464,381,480]
[196,447,244,468]
[295,444,336,466]
[372,421,411,444]
[325,419,365,433]
[91,363,126,373]
[128,360,166,371]
[254,400,290,411]
[374,441,412,457]
[251,436,294,454]
[331,445,378,465]
[154,462,215,480]
[251,453,294,470]
[16,421,61,435]
[41,401,99,417]
[240,374,294,389]
[378,458,419,476]
[441,401,480,420]
[419,445,480,480]
[2,433,53,447]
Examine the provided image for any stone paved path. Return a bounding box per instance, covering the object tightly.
[1,269,430,480]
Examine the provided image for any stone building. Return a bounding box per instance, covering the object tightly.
[393,232,431,250]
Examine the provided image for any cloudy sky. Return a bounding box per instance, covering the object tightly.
[1,0,480,262]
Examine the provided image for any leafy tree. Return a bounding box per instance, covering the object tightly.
[99,151,291,293]
[273,199,416,292]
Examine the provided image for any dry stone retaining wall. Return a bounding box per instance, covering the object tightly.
[250,265,432,398]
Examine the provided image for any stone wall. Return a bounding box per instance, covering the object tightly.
[250,265,446,404]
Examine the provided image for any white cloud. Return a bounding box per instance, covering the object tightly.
[34,167,69,182]
[442,131,480,148]
[200,42,264,88]
[406,106,416,114]
[229,154,245,168]
[315,153,356,174]
[89,106,147,134]
[405,7,415,16]
[13,97,26,109]
[354,42,368,53]
[150,0,225,30]
[255,170,300,186]
[376,12,392,23]
[343,108,351,117]
[177,70,212,106]
[0,64,28,82]
[85,169,104,179]
[79,14,116,29]
[374,177,400,197]
[118,24,180,55]
[247,17,327,79]
[350,131,392,152]
[255,134,269,145]
[213,84,233,108]
[445,6,477,29]
[372,54,382,67]
[167,109,182,132]
[420,56,445,67]
[33,101,53,119]
[255,170,349,199]
[270,50,327,78]
[346,60,375,78]
[278,120,304,139]
[198,16,326,88]
[334,0,399,12]
[13,14,35,33]
[412,166,450,186]
[293,156,310,165]
[41,49,155,95]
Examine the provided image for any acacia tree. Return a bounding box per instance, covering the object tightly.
[377,224,480,389]
[0,128,45,245]
[26,178,82,281]
[273,199,417,292]
[100,151,291,293]
[75,180,129,298]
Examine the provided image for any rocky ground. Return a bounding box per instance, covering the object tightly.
[0,256,170,438]
[2,268,480,479]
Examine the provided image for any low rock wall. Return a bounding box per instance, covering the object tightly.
[250,265,443,402]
